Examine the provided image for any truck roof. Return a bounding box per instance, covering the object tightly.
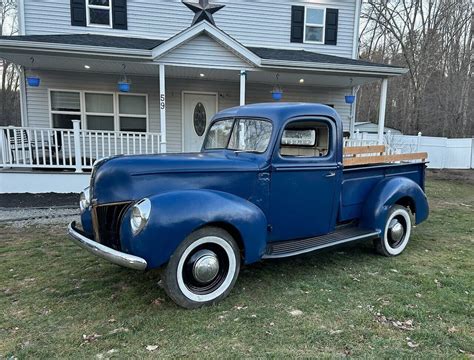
[212,102,342,128]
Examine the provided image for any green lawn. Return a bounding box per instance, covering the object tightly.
[1,179,473,359]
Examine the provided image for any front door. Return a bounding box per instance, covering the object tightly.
[268,118,341,241]
[183,92,218,152]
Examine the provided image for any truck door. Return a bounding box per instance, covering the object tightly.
[269,118,342,241]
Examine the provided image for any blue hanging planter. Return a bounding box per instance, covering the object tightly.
[272,90,283,101]
[345,95,355,104]
[118,82,131,93]
[27,76,40,87]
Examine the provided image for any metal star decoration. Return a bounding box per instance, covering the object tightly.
[182,0,225,26]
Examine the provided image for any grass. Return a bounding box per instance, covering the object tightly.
[1,178,473,359]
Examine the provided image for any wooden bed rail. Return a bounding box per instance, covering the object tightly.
[343,145,428,167]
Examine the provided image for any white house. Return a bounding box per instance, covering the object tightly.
[0,0,406,193]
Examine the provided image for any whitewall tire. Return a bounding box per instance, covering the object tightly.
[162,227,240,309]
[375,205,412,257]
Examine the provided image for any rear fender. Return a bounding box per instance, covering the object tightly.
[360,177,429,233]
[120,190,268,269]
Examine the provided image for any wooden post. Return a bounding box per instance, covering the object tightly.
[72,120,83,173]
[159,64,167,153]
[378,78,388,145]
[240,70,246,106]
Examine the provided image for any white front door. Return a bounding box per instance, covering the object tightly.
[183,92,218,152]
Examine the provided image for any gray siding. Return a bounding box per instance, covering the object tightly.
[159,35,253,69]
[25,70,351,153]
[24,0,356,58]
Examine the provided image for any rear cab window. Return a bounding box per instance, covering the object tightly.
[280,120,331,158]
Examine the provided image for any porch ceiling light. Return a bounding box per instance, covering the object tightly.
[200,73,205,77]
[299,78,305,84]
[84,65,91,69]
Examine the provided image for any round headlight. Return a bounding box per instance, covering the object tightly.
[79,187,90,213]
[130,198,151,235]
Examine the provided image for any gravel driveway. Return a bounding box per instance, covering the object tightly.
[0,207,80,227]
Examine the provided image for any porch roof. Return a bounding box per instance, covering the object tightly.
[0,32,406,77]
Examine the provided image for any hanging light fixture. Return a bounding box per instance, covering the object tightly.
[118,64,131,92]
[345,78,355,104]
[271,73,283,101]
[26,57,40,87]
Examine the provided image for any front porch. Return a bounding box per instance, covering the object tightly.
[0,23,405,192]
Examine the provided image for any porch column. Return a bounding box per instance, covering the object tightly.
[240,70,246,106]
[159,64,167,153]
[377,78,388,145]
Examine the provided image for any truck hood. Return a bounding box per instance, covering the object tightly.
[91,151,266,204]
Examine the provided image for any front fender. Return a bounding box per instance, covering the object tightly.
[360,177,429,233]
[120,190,268,269]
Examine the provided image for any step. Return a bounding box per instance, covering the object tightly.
[263,227,380,259]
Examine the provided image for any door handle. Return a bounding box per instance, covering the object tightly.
[325,171,336,178]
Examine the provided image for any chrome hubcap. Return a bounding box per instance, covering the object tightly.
[192,251,220,283]
[389,219,404,243]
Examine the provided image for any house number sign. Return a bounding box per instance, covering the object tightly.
[160,94,166,110]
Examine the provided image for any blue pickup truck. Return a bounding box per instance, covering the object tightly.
[69,103,429,308]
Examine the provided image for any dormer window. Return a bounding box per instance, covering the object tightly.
[87,0,112,28]
[304,7,325,44]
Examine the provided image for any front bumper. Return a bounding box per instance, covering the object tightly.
[67,221,147,271]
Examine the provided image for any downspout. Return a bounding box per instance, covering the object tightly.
[352,0,362,60]
[350,0,362,136]
[19,67,28,127]
[17,0,28,126]
[17,0,26,35]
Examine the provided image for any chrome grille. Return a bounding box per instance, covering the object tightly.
[93,202,131,250]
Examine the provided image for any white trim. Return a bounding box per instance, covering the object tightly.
[48,89,149,132]
[260,60,408,76]
[303,6,326,45]
[181,91,218,152]
[152,22,261,67]
[0,41,152,58]
[0,172,90,194]
[352,0,362,59]
[86,0,113,29]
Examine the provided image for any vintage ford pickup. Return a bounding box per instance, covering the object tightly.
[69,103,429,308]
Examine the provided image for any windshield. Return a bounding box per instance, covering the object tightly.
[203,118,273,153]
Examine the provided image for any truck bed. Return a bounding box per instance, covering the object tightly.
[339,162,426,223]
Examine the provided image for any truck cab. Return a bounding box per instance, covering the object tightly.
[69,103,429,308]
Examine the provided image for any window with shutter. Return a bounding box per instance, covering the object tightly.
[71,0,127,29]
[325,9,339,45]
[292,6,339,46]
[290,6,305,43]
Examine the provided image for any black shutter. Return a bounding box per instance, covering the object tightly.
[70,0,86,27]
[325,8,338,45]
[112,0,128,30]
[290,5,305,43]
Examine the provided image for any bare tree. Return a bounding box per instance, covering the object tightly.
[0,0,20,126]
[358,0,473,137]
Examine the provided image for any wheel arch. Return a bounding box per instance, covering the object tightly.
[197,221,245,262]
[360,177,429,233]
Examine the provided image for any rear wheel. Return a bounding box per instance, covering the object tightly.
[162,227,240,309]
[375,205,412,256]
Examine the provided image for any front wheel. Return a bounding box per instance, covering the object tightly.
[162,227,241,309]
[375,205,412,256]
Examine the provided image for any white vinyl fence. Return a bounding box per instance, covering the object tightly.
[0,120,162,172]
[346,130,474,169]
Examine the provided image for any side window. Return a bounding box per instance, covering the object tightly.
[280,120,330,158]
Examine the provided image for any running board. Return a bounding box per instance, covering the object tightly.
[263,227,380,259]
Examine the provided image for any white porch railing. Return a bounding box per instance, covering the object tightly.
[0,120,162,172]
